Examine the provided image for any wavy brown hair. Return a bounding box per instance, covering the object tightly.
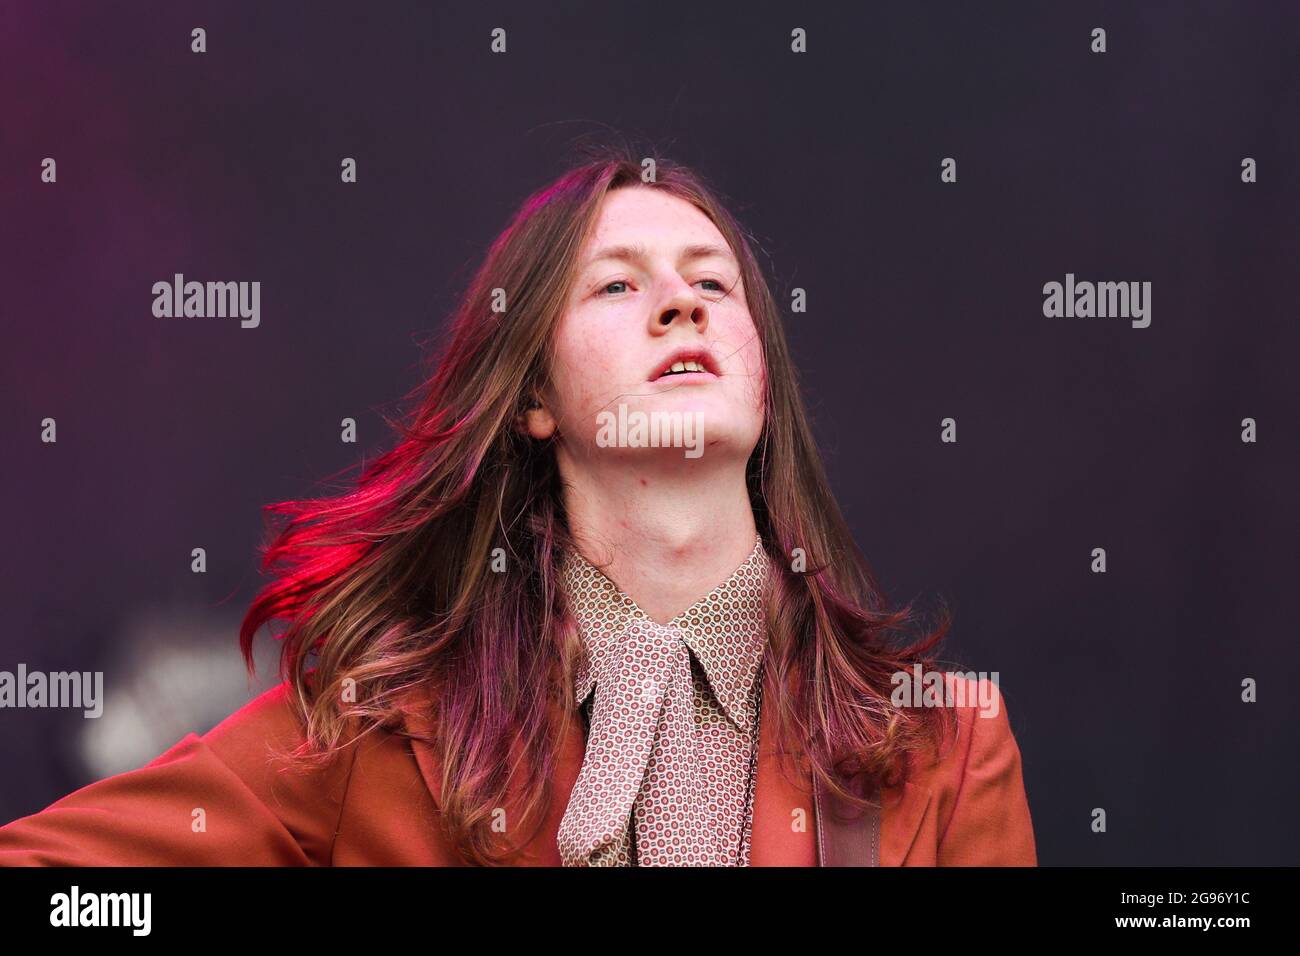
[239,143,957,865]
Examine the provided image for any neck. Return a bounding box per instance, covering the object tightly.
[559,454,758,625]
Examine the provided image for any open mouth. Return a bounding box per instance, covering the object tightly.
[650,352,718,381]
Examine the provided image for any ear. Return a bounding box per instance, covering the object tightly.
[515,399,557,440]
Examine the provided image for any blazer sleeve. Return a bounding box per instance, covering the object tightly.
[0,683,355,866]
[936,681,1038,866]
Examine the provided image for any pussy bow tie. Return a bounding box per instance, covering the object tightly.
[556,536,770,866]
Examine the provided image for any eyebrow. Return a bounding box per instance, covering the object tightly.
[582,242,739,273]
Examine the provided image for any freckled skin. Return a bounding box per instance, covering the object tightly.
[540,187,766,466]
[520,186,768,621]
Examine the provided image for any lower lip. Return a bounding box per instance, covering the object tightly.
[653,371,716,383]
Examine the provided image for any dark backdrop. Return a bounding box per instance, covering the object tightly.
[2,0,1297,865]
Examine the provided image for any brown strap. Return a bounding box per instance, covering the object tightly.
[813,771,881,866]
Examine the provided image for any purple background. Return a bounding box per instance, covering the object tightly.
[1,1,1297,864]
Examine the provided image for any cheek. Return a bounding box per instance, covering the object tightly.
[724,316,767,411]
[745,350,768,417]
[548,319,621,420]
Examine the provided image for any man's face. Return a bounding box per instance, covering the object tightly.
[541,186,766,466]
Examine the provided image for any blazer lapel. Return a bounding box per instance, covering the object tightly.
[879,779,931,866]
[747,697,932,866]
[748,689,816,865]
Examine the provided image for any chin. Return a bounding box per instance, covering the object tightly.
[589,395,758,463]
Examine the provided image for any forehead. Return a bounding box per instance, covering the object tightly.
[582,187,728,255]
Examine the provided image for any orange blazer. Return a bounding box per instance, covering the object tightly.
[0,676,1037,866]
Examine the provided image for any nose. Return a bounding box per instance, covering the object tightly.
[650,279,709,336]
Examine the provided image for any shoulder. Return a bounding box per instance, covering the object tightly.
[198,681,311,758]
[946,672,1020,758]
[186,681,359,824]
[0,682,360,865]
[902,672,1036,865]
[906,672,1023,783]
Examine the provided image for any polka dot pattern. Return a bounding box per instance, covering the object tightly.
[556,535,772,867]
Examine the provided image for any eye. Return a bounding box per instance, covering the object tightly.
[596,277,728,297]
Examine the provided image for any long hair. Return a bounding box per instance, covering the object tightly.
[239,144,957,865]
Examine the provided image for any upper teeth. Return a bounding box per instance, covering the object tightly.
[668,360,704,374]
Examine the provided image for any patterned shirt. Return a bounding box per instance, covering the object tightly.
[555,534,772,866]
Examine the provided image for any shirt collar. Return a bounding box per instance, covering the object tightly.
[559,534,772,731]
